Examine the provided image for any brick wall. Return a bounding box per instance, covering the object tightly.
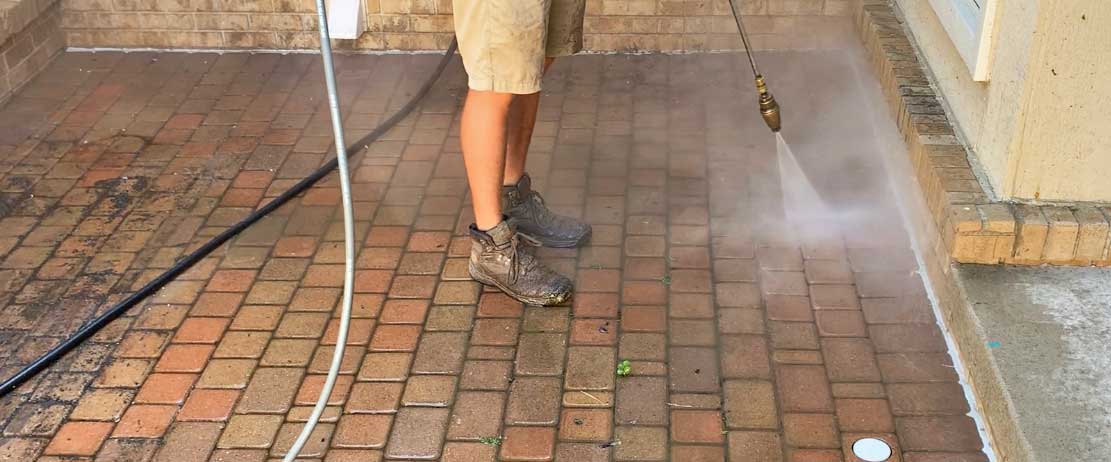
[856,0,1111,267]
[1,0,65,104]
[61,0,853,51]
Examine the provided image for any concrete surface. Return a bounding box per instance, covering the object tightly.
[959,264,1111,461]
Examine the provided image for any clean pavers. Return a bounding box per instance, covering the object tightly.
[0,49,987,461]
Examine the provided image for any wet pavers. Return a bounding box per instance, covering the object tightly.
[0,48,988,461]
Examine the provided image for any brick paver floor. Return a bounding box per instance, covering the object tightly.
[0,48,988,461]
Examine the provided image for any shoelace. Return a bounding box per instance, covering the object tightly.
[504,232,541,284]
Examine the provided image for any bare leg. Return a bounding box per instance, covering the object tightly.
[504,58,555,185]
[460,90,515,230]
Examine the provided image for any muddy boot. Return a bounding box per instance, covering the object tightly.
[503,173,592,248]
[469,220,573,306]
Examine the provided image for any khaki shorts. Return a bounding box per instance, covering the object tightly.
[452,0,586,94]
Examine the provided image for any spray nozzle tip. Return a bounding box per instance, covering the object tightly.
[759,91,781,133]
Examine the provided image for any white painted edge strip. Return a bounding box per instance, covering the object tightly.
[65,46,448,55]
[844,48,999,462]
[64,46,841,56]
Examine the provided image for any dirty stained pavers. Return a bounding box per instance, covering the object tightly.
[0,49,988,461]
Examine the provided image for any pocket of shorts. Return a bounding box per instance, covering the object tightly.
[487,0,549,46]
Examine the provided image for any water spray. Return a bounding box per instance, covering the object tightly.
[726,0,781,132]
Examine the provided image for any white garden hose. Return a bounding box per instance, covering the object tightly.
[285,1,355,459]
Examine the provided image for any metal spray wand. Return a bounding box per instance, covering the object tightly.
[726,0,781,132]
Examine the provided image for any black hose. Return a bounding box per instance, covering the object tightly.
[0,40,459,398]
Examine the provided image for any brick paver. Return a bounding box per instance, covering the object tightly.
[0,49,988,461]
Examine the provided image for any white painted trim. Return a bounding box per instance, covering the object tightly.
[326,0,366,40]
[927,0,996,81]
[65,47,844,56]
[971,0,999,81]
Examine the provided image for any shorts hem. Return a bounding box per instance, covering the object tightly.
[467,78,542,95]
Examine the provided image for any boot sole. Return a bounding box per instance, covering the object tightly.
[469,266,572,307]
[518,229,592,249]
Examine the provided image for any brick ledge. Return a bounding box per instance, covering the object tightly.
[1,0,58,45]
[1,0,64,105]
[855,0,1111,267]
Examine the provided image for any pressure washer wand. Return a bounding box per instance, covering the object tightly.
[726,0,781,132]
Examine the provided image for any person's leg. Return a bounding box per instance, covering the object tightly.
[452,0,574,306]
[499,55,592,248]
[497,0,591,249]
[503,58,555,185]
[460,90,515,230]
[462,89,573,306]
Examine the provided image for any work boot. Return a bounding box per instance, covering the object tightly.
[469,220,574,306]
[503,173,592,248]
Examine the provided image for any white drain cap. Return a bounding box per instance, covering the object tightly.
[852,438,892,462]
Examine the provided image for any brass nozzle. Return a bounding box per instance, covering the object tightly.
[755,76,781,132]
